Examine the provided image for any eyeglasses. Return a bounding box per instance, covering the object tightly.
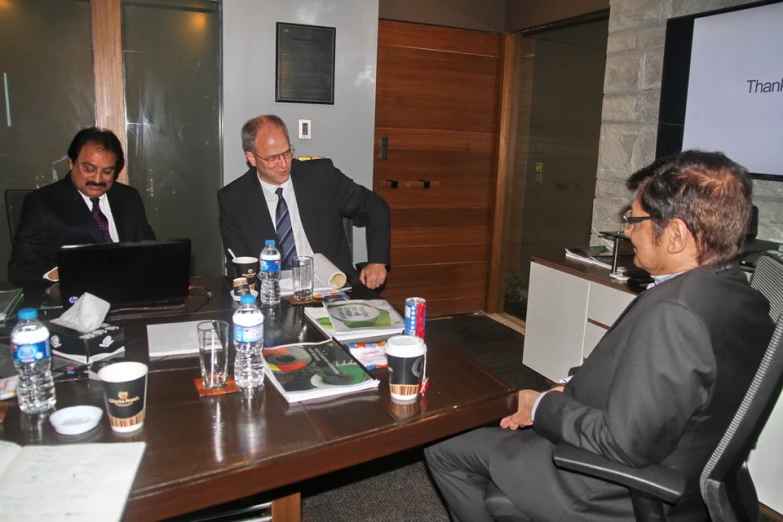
[622,209,653,226]
[253,147,295,165]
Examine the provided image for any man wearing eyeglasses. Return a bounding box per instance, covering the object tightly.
[425,150,773,522]
[218,115,390,289]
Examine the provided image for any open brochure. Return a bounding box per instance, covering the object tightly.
[280,253,349,297]
[0,441,146,522]
[263,339,379,402]
[304,299,404,341]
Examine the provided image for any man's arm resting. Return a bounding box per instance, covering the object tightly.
[328,162,391,266]
[533,303,715,468]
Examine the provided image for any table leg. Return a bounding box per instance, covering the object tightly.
[271,492,301,522]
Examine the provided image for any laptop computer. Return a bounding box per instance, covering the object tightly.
[57,239,191,310]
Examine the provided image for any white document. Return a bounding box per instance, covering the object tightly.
[0,441,146,522]
[146,320,202,357]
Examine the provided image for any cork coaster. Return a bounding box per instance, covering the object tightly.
[194,377,240,396]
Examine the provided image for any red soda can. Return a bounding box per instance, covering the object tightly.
[404,297,426,338]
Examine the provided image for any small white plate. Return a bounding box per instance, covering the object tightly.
[231,289,258,302]
[49,405,103,436]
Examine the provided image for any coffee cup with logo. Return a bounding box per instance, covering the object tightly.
[233,257,259,290]
[385,335,427,402]
[232,277,250,297]
[98,361,148,433]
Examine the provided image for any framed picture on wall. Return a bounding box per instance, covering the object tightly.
[276,22,336,104]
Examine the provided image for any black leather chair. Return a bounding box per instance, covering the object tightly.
[5,189,33,246]
[484,253,783,522]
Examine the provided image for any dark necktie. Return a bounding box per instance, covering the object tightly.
[90,198,113,243]
[275,187,297,269]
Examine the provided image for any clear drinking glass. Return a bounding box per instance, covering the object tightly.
[197,321,229,389]
[292,256,314,301]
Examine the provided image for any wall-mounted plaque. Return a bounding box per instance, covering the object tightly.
[276,22,336,104]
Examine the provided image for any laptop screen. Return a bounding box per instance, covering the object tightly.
[57,239,191,309]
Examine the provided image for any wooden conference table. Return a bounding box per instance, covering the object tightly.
[0,277,518,521]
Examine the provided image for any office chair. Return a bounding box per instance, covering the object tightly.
[5,189,33,246]
[484,254,783,522]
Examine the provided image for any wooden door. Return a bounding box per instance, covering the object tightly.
[373,20,503,316]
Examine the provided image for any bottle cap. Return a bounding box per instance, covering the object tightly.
[17,308,37,320]
[240,294,256,305]
[264,240,275,247]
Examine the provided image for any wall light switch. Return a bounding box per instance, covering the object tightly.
[299,119,311,139]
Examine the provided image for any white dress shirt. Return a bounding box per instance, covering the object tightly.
[43,192,119,281]
[77,192,119,242]
[257,174,314,258]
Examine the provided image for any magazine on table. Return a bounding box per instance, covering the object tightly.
[263,339,379,402]
[303,299,404,342]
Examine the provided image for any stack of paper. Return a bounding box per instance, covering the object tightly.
[304,299,404,342]
[0,441,146,522]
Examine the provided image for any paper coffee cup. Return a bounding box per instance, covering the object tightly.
[233,277,250,297]
[385,335,426,402]
[98,362,148,433]
[233,257,259,290]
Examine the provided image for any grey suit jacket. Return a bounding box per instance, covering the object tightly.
[9,173,156,285]
[217,158,390,278]
[490,265,773,522]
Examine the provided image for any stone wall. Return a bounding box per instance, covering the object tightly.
[592,0,783,243]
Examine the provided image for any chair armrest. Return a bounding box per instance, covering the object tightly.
[553,443,686,504]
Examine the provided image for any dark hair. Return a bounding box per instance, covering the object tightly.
[67,127,125,176]
[241,115,290,153]
[626,150,752,267]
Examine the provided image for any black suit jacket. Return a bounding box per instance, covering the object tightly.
[218,159,390,277]
[490,266,774,521]
[9,173,156,284]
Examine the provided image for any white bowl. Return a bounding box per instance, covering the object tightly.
[49,406,103,436]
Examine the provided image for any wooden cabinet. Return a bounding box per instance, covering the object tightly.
[523,256,637,381]
[373,21,503,317]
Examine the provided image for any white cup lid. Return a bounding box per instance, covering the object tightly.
[386,335,426,357]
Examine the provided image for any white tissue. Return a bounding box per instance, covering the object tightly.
[51,293,111,333]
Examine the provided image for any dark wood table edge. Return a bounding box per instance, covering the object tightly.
[123,390,517,521]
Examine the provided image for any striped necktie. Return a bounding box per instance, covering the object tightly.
[275,187,297,269]
[90,198,113,243]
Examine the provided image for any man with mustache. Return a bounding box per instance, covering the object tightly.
[218,115,390,289]
[8,127,156,284]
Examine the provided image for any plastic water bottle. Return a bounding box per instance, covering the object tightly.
[233,293,265,389]
[10,308,56,413]
[259,239,281,306]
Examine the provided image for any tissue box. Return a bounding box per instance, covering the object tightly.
[48,322,126,364]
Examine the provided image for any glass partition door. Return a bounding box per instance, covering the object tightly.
[0,0,96,282]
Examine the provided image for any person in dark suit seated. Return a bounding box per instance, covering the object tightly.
[425,150,775,522]
[218,114,390,289]
[8,127,155,285]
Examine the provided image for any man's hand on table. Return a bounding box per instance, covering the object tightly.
[360,263,387,290]
[500,385,565,430]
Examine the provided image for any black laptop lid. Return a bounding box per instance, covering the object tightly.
[57,239,191,308]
